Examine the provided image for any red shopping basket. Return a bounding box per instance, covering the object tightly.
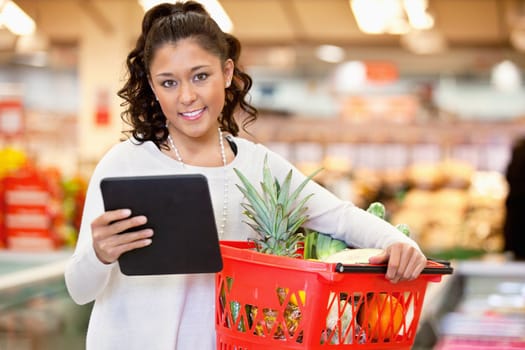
[216,241,453,350]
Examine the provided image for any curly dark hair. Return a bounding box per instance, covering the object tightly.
[117,1,257,148]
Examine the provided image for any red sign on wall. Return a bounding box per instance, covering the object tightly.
[0,100,24,137]
[95,89,110,126]
[365,61,399,84]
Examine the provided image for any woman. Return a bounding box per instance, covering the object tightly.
[65,2,427,349]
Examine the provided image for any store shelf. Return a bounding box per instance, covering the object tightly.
[0,250,72,291]
[247,115,525,145]
[414,259,525,350]
[0,250,90,350]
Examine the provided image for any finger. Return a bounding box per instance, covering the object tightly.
[92,209,132,227]
[398,250,420,281]
[111,228,154,247]
[396,249,427,281]
[396,246,421,282]
[109,215,148,235]
[96,228,154,263]
[410,255,428,280]
[368,250,389,264]
[386,246,401,282]
[107,229,154,258]
[93,214,148,242]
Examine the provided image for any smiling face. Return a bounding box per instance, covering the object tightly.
[148,38,234,143]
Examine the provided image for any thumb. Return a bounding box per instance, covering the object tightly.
[368,250,389,264]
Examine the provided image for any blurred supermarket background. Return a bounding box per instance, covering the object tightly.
[0,0,525,349]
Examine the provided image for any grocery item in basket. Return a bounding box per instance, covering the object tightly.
[323,248,384,264]
[325,292,366,344]
[216,241,453,349]
[303,230,347,260]
[234,155,322,258]
[357,293,404,341]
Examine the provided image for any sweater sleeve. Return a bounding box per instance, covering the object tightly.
[263,149,421,251]
[64,154,118,305]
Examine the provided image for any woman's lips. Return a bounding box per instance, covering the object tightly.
[179,107,205,121]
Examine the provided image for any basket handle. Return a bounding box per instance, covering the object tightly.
[335,258,454,275]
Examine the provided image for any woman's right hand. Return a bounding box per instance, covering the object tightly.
[91,209,154,264]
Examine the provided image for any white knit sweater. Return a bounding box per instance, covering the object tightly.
[65,136,418,349]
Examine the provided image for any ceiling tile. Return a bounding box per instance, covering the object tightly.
[292,0,361,40]
[222,0,296,42]
[432,0,505,43]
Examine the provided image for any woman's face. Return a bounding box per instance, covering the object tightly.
[148,38,233,141]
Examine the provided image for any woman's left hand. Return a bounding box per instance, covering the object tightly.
[368,243,427,283]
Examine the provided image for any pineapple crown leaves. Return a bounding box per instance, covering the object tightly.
[233,154,322,255]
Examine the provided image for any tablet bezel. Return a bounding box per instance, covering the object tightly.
[100,174,223,275]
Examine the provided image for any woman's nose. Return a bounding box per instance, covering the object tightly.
[179,82,196,104]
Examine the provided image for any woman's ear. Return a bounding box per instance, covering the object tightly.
[224,59,234,87]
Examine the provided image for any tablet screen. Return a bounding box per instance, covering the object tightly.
[100,174,223,275]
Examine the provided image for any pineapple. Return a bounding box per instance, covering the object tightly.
[234,155,321,257]
[233,155,321,339]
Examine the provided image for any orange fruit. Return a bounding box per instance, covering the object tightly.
[358,293,403,341]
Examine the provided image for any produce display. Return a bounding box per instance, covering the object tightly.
[216,159,451,349]
[0,147,86,251]
[327,158,508,260]
[390,167,507,258]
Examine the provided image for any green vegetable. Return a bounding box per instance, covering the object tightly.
[304,230,347,260]
[303,229,317,260]
[229,301,246,332]
[395,223,411,237]
[366,201,411,237]
[366,202,386,220]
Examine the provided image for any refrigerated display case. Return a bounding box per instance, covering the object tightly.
[0,251,91,350]
[414,259,525,349]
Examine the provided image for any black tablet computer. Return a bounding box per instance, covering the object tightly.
[100,174,223,276]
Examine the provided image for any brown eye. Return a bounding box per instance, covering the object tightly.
[161,80,177,88]
[194,73,208,82]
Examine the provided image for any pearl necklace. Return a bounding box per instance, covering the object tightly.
[167,128,229,238]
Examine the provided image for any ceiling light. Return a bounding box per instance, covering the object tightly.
[403,0,434,30]
[0,0,36,36]
[350,0,434,35]
[316,45,345,63]
[138,0,233,33]
[491,60,522,92]
[332,61,367,93]
[350,0,394,34]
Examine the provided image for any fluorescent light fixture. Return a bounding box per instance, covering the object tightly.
[350,0,433,35]
[350,0,392,34]
[332,60,367,93]
[138,0,233,33]
[404,0,434,30]
[491,60,522,92]
[316,45,345,63]
[0,0,36,36]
